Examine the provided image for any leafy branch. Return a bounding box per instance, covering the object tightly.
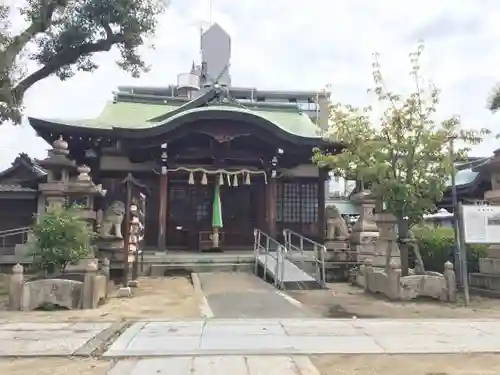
[314,42,489,275]
[0,0,168,123]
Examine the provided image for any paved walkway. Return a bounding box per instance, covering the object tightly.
[3,319,500,374]
[108,356,319,375]
[197,273,313,318]
[104,319,500,357]
[0,322,116,356]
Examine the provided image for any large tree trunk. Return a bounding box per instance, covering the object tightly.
[397,215,410,276]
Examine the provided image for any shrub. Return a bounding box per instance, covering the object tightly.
[30,205,95,275]
[412,226,488,273]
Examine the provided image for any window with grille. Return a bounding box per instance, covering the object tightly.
[276,181,318,223]
[169,185,210,222]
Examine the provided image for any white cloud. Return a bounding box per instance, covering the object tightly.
[1,0,500,169]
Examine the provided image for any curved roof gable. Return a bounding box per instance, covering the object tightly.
[28,87,329,146]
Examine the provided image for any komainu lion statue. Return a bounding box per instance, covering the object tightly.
[99,201,125,238]
[326,205,350,240]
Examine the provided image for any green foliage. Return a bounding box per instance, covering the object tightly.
[412,226,488,273]
[0,0,168,123]
[30,205,95,275]
[314,42,489,227]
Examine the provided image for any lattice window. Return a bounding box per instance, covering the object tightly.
[196,200,210,221]
[283,183,300,222]
[276,181,318,224]
[300,183,318,223]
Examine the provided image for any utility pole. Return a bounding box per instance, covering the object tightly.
[449,137,463,284]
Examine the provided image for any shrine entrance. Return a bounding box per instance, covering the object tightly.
[219,183,259,248]
[165,179,262,250]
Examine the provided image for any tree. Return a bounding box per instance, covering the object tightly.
[30,205,95,275]
[487,84,500,112]
[313,42,489,275]
[0,0,168,124]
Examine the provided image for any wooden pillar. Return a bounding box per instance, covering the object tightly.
[317,169,327,242]
[157,143,168,251]
[266,178,277,238]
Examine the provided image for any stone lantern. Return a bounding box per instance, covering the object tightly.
[349,190,379,263]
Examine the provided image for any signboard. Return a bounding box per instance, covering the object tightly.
[462,204,500,244]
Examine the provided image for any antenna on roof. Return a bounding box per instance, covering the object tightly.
[208,0,212,26]
[315,91,320,126]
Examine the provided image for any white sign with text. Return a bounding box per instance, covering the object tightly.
[462,204,500,244]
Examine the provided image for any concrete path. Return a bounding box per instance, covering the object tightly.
[108,356,320,375]
[104,318,500,357]
[196,272,313,318]
[0,322,117,356]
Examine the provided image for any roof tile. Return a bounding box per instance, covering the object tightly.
[0,184,36,193]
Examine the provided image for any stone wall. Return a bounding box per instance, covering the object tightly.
[8,260,109,311]
[357,259,456,302]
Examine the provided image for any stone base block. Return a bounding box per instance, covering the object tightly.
[486,247,500,259]
[479,258,500,275]
[128,279,140,288]
[65,258,98,273]
[470,272,500,293]
[371,254,401,268]
[325,240,349,251]
[116,286,133,298]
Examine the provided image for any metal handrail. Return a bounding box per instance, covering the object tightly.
[282,228,327,287]
[253,228,284,288]
[0,227,31,248]
[0,227,30,236]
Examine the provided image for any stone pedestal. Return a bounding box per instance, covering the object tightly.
[470,245,500,296]
[65,257,99,273]
[349,191,379,262]
[372,212,400,268]
[95,237,125,263]
[325,239,349,260]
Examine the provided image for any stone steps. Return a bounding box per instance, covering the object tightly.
[147,262,254,276]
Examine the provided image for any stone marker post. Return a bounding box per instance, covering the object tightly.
[9,264,24,310]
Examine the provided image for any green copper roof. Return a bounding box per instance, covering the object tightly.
[33,100,321,139]
[148,105,321,138]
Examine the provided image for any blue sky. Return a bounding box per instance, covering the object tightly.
[1,0,500,169]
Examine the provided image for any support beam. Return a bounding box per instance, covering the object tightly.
[266,179,277,238]
[157,143,168,251]
[157,172,168,250]
[317,169,327,242]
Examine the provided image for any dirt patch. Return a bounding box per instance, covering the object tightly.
[0,358,112,375]
[0,276,202,322]
[311,353,500,375]
[288,282,500,319]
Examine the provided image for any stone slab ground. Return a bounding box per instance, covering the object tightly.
[0,358,112,375]
[103,318,500,357]
[3,354,500,375]
[108,355,320,375]
[0,322,115,356]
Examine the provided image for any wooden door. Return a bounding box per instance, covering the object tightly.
[167,182,212,249]
[220,184,256,247]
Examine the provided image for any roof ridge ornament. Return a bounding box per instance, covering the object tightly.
[199,64,248,110]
